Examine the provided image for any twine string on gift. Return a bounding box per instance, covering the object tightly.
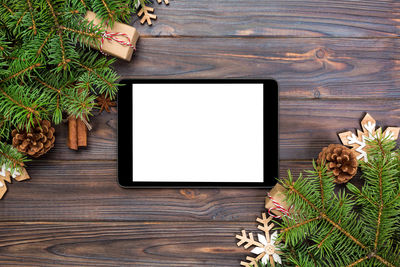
[99,31,136,55]
[267,192,293,219]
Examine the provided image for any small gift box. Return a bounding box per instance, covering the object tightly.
[85,11,140,61]
[265,183,290,218]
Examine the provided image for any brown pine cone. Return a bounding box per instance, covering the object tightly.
[12,120,55,158]
[317,144,358,184]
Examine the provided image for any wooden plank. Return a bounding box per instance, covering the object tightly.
[0,159,364,221]
[279,99,400,160]
[132,0,399,38]
[117,37,400,99]
[0,221,262,266]
[0,161,268,222]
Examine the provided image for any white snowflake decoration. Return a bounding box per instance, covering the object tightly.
[338,113,400,162]
[251,231,281,265]
[236,213,282,267]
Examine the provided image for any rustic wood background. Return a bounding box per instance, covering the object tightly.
[1,0,399,266]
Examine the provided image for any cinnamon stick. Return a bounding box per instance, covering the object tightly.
[77,117,87,147]
[68,116,78,150]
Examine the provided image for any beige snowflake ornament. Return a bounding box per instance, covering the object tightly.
[138,6,157,25]
[236,213,281,267]
[0,164,30,199]
[157,0,169,5]
[338,113,400,162]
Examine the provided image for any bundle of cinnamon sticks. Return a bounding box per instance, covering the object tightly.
[67,117,87,150]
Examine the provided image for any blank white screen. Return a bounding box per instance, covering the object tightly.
[132,83,264,182]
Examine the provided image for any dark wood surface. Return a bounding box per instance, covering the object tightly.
[1,1,399,266]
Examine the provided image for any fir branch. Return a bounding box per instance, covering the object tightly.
[57,31,69,69]
[281,216,321,234]
[1,3,14,15]
[320,213,367,250]
[26,0,37,35]
[0,62,41,84]
[0,142,28,171]
[347,256,369,267]
[0,87,39,117]
[45,0,60,27]
[79,0,88,9]
[60,25,98,38]
[279,135,400,266]
[16,11,27,28]
[37,29,54,57]
[100,0,114,22]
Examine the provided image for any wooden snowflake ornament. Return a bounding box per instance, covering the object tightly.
[236,213,281,267]
[338,113,400,162]
[0,164,30,199]
[138,5,157,25]
[157,0,169,5]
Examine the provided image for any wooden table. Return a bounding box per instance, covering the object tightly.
[1,1,399,265]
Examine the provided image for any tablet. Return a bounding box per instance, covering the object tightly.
[118,79,278,188]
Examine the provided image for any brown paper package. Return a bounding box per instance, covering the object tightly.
[85,11,140,61]
[265,183,289,217]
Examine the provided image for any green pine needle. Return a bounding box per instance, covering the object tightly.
[278,135,400,266]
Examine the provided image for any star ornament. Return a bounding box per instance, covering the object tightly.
[236,213,282,267]
[96,94,116,113]
[338,113,400,162]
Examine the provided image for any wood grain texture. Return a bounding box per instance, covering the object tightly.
[0,161,267,222]
[2,0,399,266]
[279,99,400,159]
[116,37,400,99]
[0,221,257,266]
[132,0,399,37]
[0,159,363,222]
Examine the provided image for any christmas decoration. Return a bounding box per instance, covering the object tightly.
[236,213,282,267]
[138,5,157,25]
[157,0,169,4]
[317,144,358,184]
[0,142,29,199]
[265,183,291,218]
[11,120,55,158]
[137,0,170,26]
[0,0,127,167]
[0,0,171,197]
[338,113,400,162]
[277,135,400,266]
[67,116,88,150]
[0,164,30,199]
[97,94,117,113]
[84,11,140,61]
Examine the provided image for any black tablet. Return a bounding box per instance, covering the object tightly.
[118,79,278,188]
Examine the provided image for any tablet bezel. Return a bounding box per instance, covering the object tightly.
[117,79,278,188]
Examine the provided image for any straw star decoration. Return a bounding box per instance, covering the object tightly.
[236,213,282,267]
[338,113,400,162]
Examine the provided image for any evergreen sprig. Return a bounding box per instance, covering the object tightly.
[0,142,29,171]
[0,0,144,172]
[277,135,400,266]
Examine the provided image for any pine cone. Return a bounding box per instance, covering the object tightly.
[317,144,358,184]
[12,120,55,158]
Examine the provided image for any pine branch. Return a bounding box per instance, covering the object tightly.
[278,136,400,266]
[26,0,37,35]
[0,142,28,171]
[0,61,41,84]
